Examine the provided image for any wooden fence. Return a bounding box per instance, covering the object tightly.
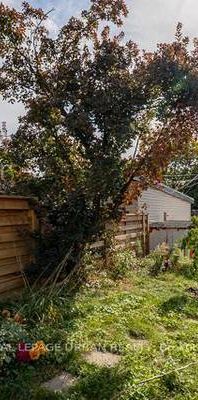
[91,212,149,255]
[0,197,149,295]
[0,195,37,294]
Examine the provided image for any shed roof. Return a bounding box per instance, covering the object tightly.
[154,184,194,204]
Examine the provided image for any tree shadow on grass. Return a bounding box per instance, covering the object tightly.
[33,367,129,400]
[67,366,129,400]
[159,295,189,315]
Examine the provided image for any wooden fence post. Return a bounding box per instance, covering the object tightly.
[142,213,146,256]
[141,213,149,256]
[145,214,150,255]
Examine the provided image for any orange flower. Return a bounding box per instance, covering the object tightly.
[29,341,48,361]
[35,341,48,356]
[29,347,40,361]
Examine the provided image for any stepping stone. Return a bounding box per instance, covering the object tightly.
[128,338,149,350]
[42,372,77,392]
[84,351,121,367]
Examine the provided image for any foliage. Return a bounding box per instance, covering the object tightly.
[1,267,198,399]
[82,241,150,280]
[182,224,198,270]
[147,241,197,279]
[144,240,198,278]
[0,1,197,272]
[0,320,29,369]
[183,218,198,255]
[110,247,138,278]
[170,246,195,278]
[148,243,170,276]
[81,246,139,281]
[165,140,198,210]
[134,239,144,257]
[191,216,198,228]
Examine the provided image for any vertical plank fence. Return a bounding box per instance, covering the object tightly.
[0,195,37,294]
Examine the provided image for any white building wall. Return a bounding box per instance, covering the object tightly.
[149,228,189,251]
[138,188,191,223]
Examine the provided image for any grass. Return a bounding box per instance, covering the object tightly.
[1,269,198,399]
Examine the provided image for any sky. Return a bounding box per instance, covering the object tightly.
[0,0,198,134]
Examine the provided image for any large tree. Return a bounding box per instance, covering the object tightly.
[0,1,197,271]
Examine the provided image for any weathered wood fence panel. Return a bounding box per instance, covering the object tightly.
[91,213,149,255]
[0,196,149,296]
[0,195,37,294]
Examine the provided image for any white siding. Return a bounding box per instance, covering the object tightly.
[138,188,191,223]
[149,228,189,250]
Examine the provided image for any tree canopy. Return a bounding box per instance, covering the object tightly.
[0,0,197,270]
[165,140,198,210]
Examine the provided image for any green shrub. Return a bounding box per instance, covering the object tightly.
[170,246,183,267]
[84,244,174,279]
[175,257,195,278]
[183,227,198,256]
[0,320,29,369]
[191,216,198,228]
[181,222,198,276]
[110,248,139,279]
[134,239,143,257]
[131,255,156,276]
[148,243,169,276]
[169,246,195,278]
